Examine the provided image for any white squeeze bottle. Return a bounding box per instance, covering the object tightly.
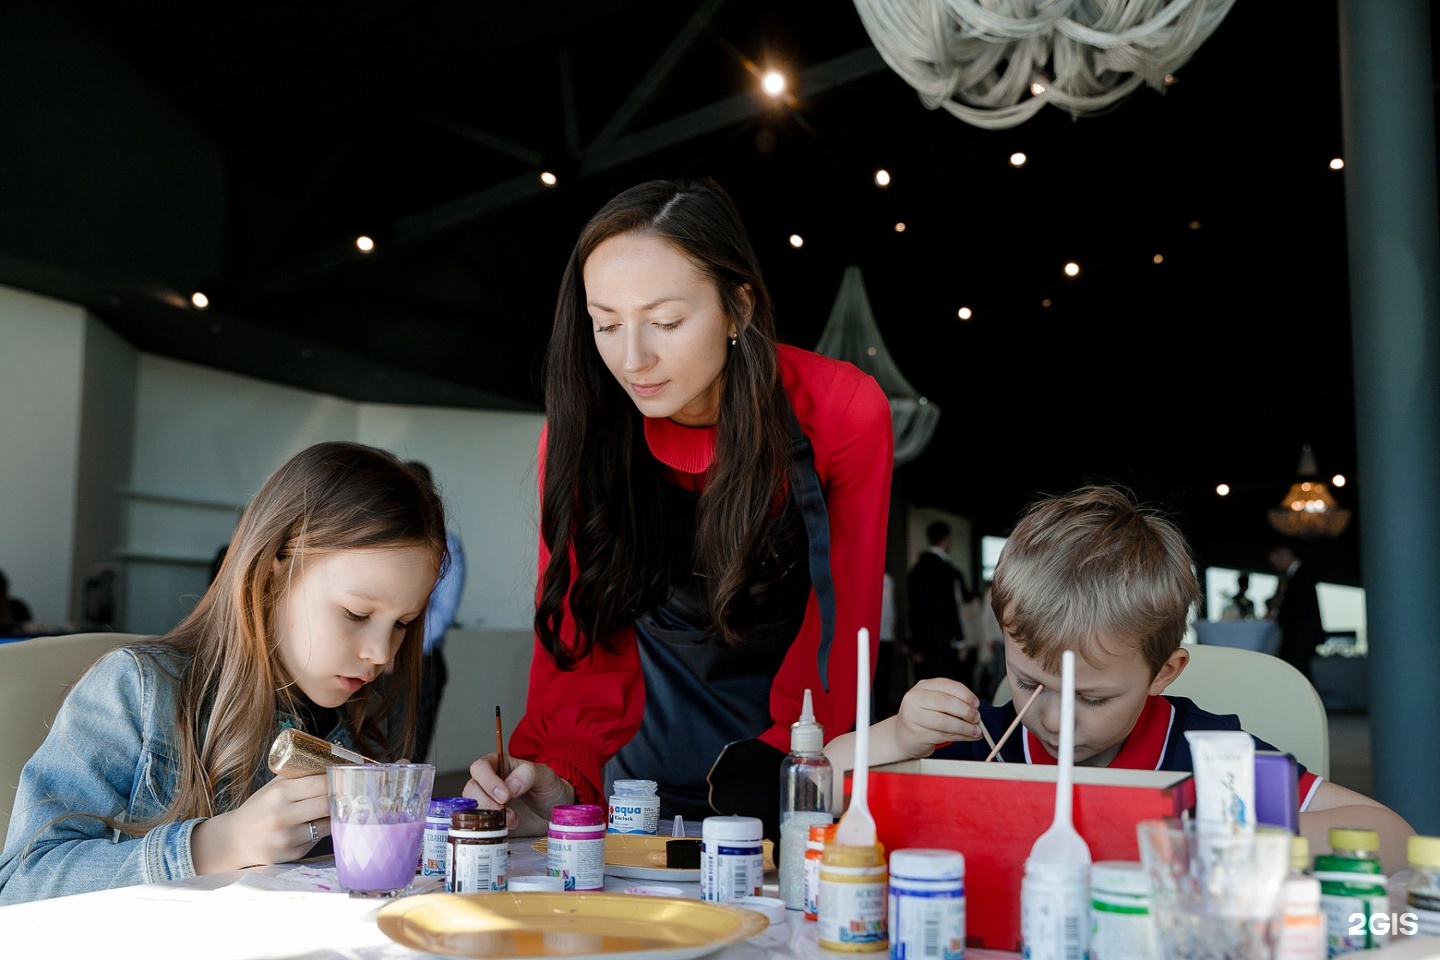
[779,688,834,910]
[1021,649,1091,960]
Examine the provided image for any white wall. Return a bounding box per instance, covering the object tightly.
[359,405,543,630]
[0,288,86,626]
[121,353,544,635]
[3,287,546,639]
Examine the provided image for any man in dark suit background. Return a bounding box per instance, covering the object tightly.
[906,520,973,685]
[1266,543,1323,682]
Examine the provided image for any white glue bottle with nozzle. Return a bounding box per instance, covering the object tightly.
[1021,650,1091,960]
[779,689,834,910]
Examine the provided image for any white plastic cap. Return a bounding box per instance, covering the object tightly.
[1090,860,1148,897]
[702,815,764,842]
[790,688,825,753]
[890,848,965,880]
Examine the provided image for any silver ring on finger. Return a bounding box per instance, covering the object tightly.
[307,820,319,844]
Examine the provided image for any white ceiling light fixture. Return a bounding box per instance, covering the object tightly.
[852,0,1237,130]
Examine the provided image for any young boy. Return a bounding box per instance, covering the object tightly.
[826,486,1414,873]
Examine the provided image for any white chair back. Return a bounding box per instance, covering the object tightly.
[988,643,1329,778]
[0,632,144,828]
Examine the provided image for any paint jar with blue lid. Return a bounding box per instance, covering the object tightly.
[421,796,478,878]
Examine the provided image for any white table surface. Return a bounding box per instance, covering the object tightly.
[6,837,1437,959]
[0,835,1016,960]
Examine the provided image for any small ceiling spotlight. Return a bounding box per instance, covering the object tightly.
[1030,81,1046,96]
[539,171,559,186]
[1189,220,1202,230]
[1332,474,1347,487]
[957,306,973,321]
[1063,261,1081,278]
[1009,151,1027,168]
[1152,253,1165,264]
[190,291,210,310]
[1329,157,1345,171]
[874,169,891,187]
[788,234,804,249]
[355,235,375,253]
[762,71,786,96]
[1216,483,1231,497]
[894,222,906,233]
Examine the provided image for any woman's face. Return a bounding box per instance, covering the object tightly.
[584,232,738,427]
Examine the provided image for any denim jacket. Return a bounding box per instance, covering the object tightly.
[0,642,357,904]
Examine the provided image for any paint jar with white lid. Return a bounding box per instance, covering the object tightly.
[888,847,964,960]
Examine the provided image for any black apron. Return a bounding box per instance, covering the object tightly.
[606,405,839,822]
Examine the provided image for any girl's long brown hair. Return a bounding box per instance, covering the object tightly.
[536,178,794,668]
[132,441,447,827]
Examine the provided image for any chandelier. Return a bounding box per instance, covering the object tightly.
[851,0,1238,130]
[1267,445,1352,538]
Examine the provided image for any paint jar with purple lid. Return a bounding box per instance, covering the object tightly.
[547,803,606,891]
[422,796,479,878]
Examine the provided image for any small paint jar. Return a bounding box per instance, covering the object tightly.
[805,822,839,921]
[818,840,888,953]
[1088,860,1155,960]
[607,779,661,835]
[508,874,565,892]
[422,796,478,878]
[888,848,964,960]
[547,803,606,891]
[700,815,765,904]
[447,808,508,893]
[1021,859,1090,960]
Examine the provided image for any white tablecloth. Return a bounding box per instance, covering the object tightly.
[0,838,1017,960]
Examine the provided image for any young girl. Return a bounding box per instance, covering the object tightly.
[465,177,893,836]
[0,441,448,904]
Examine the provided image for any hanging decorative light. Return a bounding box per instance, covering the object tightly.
[1267,445,1352,538]
[851,0,1238,130]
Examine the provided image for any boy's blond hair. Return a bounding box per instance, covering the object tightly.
[991,485,1202,677]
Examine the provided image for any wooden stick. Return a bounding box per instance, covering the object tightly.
[494,705,508,781]
[978,717,998,754]
[984,683,1044,762]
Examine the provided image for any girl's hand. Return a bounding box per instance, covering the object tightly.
[191,772,331,875]
[893,678,983,759]
[464,753,574,838]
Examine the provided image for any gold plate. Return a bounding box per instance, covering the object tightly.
[377,891,769,959]
[529,836,775,883]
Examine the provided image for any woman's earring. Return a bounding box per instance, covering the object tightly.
[729,335,737,347]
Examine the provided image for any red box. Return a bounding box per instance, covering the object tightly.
[850,759,1194,952]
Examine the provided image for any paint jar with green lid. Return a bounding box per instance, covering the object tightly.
[1316,827,1388,955]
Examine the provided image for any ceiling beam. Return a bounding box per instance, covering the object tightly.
[245,44,887,298]
[589,0,728,148]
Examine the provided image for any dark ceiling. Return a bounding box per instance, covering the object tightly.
[4,0,1437,588]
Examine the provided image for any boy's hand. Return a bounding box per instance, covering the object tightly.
[464,753,574,837]
[894,678,984,758]
[191,772,331,874]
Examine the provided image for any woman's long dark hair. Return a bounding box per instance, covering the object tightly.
[537,178,794,668]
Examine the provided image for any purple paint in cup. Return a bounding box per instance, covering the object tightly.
[327,763,435,898]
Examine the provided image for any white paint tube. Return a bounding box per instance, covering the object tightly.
[1185,730,1255,832]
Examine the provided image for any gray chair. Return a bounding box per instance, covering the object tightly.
[0,632,146,828]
